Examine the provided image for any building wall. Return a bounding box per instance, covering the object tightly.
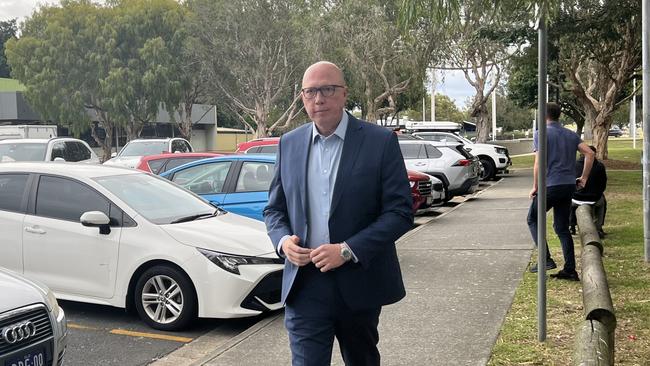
[213,131,254,152]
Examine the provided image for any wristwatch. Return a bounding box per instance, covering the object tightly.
[340,243,352,262]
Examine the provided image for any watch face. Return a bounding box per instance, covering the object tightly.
[341,247,352,260]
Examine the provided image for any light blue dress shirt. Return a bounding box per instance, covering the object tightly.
[278,111,356,261]
[305,111,347,249]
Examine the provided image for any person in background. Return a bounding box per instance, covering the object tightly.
[264,61,413,366]
[570,145,607,238]
[527,102,595,281]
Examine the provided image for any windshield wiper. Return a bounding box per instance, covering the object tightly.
[170,210,219,224]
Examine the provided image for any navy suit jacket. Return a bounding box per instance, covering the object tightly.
[263,113,413,311]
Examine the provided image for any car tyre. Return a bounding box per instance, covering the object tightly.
[479,158,496,181]
[134,265,197,331]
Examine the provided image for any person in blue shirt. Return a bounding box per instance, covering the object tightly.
[528,103,595,281]
[264,61,413,365]
[570,145,608,238]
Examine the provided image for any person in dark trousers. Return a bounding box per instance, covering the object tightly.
[570,145,607,238]
[527,102,595,281]
[264,61,413,366]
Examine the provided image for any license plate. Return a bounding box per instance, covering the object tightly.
[5,348,45,366]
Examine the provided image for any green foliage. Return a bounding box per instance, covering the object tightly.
[0,19,17,78]
[406,94,465,122]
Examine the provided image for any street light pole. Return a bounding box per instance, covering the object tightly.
[642,0,650,262]
[537,5,548,342]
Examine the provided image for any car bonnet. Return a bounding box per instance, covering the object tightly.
[159,212,277,257]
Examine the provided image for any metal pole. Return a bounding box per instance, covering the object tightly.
[641,0,650,262]
[632,78,637,149]
[431,69,436,123]
[537,7,548,342]
[492,85,497,141]
[422,96,426,122]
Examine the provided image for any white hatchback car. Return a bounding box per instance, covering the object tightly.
[0,163,283,331]
[0,267,67,366]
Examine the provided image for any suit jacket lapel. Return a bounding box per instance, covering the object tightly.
[298,124,312,218]
[330,115,364,214]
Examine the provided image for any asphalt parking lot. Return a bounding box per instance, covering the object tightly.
[60,178,499,366]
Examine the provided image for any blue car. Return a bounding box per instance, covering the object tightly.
[160,154,275,221]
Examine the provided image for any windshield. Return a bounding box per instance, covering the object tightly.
[94,173,216,224]
[0,143,47,162]
[119,141,168,157]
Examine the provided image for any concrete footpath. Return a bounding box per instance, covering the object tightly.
[160,170,535,366]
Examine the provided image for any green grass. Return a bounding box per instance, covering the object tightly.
[489,144,650,365]
[510,139,643,171]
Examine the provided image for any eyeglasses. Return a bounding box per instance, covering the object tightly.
[301,85,345,99]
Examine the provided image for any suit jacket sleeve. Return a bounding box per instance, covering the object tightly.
[263,137,292,255]
[345,132,413,268]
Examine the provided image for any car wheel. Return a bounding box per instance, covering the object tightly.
[479,158,496,181]
[134,265,197,331]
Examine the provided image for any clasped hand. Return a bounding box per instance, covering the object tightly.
[282,235,345,272]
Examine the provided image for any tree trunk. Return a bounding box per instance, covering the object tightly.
[178,102,193,140]
[90,122,113,162]
[125,121,144,141]
[592,121,609,160]
[470,94,490,143]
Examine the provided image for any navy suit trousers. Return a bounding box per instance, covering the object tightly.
[284,263,381,366]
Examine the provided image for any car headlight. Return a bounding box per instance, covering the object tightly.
[198,248,284,275]
[46,289,62,319]
[495,147,508,155]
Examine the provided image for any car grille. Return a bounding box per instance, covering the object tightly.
[0,304,53,355]
[417,180,432,196]
[241,270,283,312]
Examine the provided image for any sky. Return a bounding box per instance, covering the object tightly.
[0,0,478,109]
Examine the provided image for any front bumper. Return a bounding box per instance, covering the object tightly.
[184,253,284,319]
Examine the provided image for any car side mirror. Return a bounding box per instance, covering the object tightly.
[111,152,117,158]
[80,211,111,235]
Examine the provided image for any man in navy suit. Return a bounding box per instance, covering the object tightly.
[264,61,413,366]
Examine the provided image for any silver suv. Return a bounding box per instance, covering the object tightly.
[0,267,67,366]
[399,140,480,200]
[0,138,99,164]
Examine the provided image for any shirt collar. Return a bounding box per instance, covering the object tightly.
[312,110,348,143]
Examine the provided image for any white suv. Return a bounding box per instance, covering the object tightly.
[104,138,193,169]
[0,267,67,366]
[0,138,99,164]
[413,132,511,180]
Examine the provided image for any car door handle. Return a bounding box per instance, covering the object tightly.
[414,162,427,166]
[25,226,46,235]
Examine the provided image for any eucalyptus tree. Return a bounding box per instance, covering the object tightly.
[314,0,432,123]
[5,1,119,159]
[0,19,17,78]
[188,0,310,138]
[555,0,641,158]
[104,0,190,140]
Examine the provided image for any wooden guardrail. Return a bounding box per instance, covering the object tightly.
[573,205,616,365]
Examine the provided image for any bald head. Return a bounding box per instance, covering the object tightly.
[301,61,348,136]
[302,61,346,88]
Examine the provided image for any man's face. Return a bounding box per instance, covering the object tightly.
[301,64,348,130]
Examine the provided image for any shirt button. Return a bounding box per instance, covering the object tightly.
[322,191,327,195]
[323,169,328,173]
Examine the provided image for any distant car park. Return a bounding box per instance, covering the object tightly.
[135,152,222,174]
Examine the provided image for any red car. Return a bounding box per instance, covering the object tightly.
[235,137,436,213]
[135,152,222,174]
[235,138,280,154]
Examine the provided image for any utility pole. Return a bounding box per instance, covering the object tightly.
[422,96,426,122]
[641,0,650,263]
[537,4,548,342]
[631,78,637,149]
[492,82,497,141]
[431,68,436,123]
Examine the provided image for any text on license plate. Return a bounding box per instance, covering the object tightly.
[5,348,45,366]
